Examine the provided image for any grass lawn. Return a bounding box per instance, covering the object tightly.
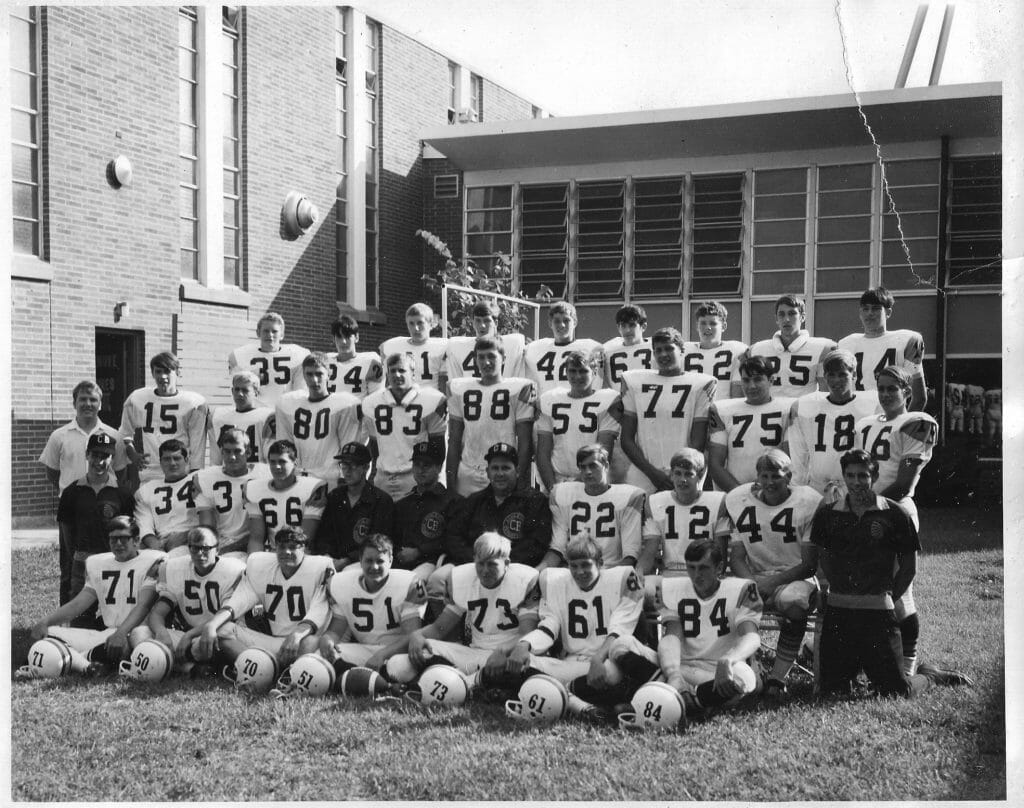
[8,506,1005,802]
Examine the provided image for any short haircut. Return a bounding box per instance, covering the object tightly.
[231,370,261,390]
[566,535,603,564]
[840,448,878,476]
[257,312,285,332]
[739,355,776,378]
[755,448,793,474]
[694,300,729,322]
[159,438,188,460]
[275,526,308,545]
[548,301,577,321]
[774,294,806,316]
[474,335,504,357]
[474,531,512,562]
[684,537,723,569]
[650,327,685,352]
[615,304,648,328]
[406,302,435,321]
[576,443,610,468]
[267,439,298,461]
[386,352,415,371]
[563,348,599,372]
[302,351,331,371]
[72,380,103,401]
[859,286,895,309]
[822,349,856,374]
[331,314,359,337]
[876,364,912,393]
[363,533,394,557]
[186,526,218,547]
[106,515,140,540]
[669,447,706,475]
[217,425,250,449]
[470,300,500,319]
[150,351,180,373]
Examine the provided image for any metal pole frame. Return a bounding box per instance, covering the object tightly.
[440,282,543,340]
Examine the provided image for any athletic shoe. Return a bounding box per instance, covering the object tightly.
[761,678,788,703]
[918,663,974,687]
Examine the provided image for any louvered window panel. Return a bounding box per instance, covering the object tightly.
[947,156,1001,286]
[753,168,807,296]
[434,174,459,199]
[576,181,624,300]
[692,173,744,295]
[815,163,872,294]
[519,184,569,298]
[632,177,683,297]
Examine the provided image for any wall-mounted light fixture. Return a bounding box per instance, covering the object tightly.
[282,191,319,237]
[114,301,130,322]
[110,155,133,187]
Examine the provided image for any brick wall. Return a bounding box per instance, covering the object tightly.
[481,76,536,122]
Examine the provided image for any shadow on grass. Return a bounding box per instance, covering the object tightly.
[918,506,1002,554]
[11,628,34,671]
[945,677,1006,800]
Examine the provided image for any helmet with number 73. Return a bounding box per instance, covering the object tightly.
[118,639,174,682]
[18,638,74,679]
[413,664,470,706]
[505,674,569,723]
[617,681,687,732]
[223,647,280,693]
[275,653,336,697]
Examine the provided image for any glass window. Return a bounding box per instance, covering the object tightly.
[465,184,513,274]
[946,156,1001,286]
[575,181,624,300]
[691,173,744,296]
[222,7,242,287]
[753,168,807,296]
[815,163,872,294]
[364,19,379,306]
[880,159,939,289]
[335,7,349,301]
[519,184,568,298]
[447,62,457,124]
[11,6,41,256]
[632,177,683,297]
[178,8,199,280]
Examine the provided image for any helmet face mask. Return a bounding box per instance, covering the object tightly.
[505,674,569,723]
[19,638,74,679]
[118,640,174,682]
[223,648,280,693]
[618,681,686,732]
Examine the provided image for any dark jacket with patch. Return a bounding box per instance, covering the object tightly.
[446,485,552,567]
[392,482,463,567]
[314,483,394,562]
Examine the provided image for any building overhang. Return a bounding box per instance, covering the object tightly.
[421,82,1001,170]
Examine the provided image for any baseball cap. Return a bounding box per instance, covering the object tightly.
[335,442,372,465]
[412,441,445,465]
[484,442,518,464]
[87,433,117,455]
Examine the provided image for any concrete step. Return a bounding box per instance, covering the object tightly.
[8,529,59,549]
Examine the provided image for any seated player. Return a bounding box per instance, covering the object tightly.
[119,351,208,483]
[602,304,652,484]
[228,311,309,408]
[389,532,539,687]
[193,427,270,559]
[199,526,333,668]
[683,300,747,402]
[379,302,448,391]
[838,286,926,411]
[130,526,246,674]
[208,371,274,465]
[135,439,197,555]
[362,352,447,500]
[25,516,165,676]
[276,352,362,486]
[244,440,327,552]
[548,445,644,569]
[327,314,383,399]
[524,301,605,396]
[446,336,535,496]
[742,294,836,399]
[440,299,527,392]
[708,355,794,491]
[536,349,619,490]
[318,534,426,678]
[725,449,822,699]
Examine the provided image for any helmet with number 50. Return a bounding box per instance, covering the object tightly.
[273,653,336,698]
[505,674,569,723]
[410,665,470,706]
[118,640,174,682]
[618,681,687,732]
[223,648,280,693]
[17,638,74,679]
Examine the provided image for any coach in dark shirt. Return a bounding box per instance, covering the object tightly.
[446,442,552,568]
[393,442,462,571]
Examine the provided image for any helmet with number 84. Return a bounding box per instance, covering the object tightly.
[505,674,569,723]
[618,681,687,731]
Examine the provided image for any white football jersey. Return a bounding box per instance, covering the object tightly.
[524,338,606,396]
[443,562,539,652]
[362,385,447,474]
[724,483,821,575]
[209,405,275,465]
[526,566,644,659]
[134,474,198,542]
[227,552,334,636]
[118,388,208,482]
[84,548,166,628]
[192,463,271,554]
[444,334,527,382]
[837,329,925,392]
[857,410,938,500]
[646,490,728,574]
[228,343,309,408]
[602,337,653,388]
[448,377,535,470]
[327,351,383,399]
[243,475,327,546]
[789,392,880,492]
[682,340,747,401]
[275,390,362,482]
[621,369,716,471]
[708,397,795,486]
[380,336,448,391]
[549,482,645,566]
[747,331,836,398]
[327,566,426,646]
[156,555,246,629]
[536,387,620,479]
[658,576,762,664]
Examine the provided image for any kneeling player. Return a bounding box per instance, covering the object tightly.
[25,516,165,676]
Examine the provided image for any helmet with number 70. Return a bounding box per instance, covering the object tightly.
[617,681,687,731]
[223,647,280,693]
[415,664,470,706]
[18,638,74,679]
[505,674,569,723]
[118,639,174,682]
[275,653,336,697]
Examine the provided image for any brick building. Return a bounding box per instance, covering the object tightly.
[5,5,542,526]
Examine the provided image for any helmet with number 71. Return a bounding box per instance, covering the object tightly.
[223,647,280,693]
[414,665,470,706]
[618,681,687,731]
[275,653,336,697]
[118,639,174,682]
[18,638,74,679]
[505,674,569,723]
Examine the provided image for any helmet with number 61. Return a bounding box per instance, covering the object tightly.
[505,674,569,723]
[223,647,280,693]
[617,681,687,731]
[409,664,470,706]
[118,640,174,682]
[18,638,74,679]
[274,653,336,698]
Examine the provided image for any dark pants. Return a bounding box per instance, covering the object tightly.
[69,551,101,629]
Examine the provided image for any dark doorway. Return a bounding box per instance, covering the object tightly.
[95,328,145,429]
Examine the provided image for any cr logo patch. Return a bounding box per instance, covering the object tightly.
[501,512,524,540]
[420,511,444,539]
[355,517,372,540]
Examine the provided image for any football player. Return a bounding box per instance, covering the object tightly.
[208,371,274,465]
[199,526,333,667]
[318,534,426,677]
[741,294,836,398]
[618,327,717,493]
[228,312,309,408]
[788,349,880,496]
[276,352,363,486]
[708,355,795,491]
[837,287,926,411]
[193,427,270,558]
[362,352,447,500]
[683,300,747,402]
[549,445,645,569]
[327,314,383,399]
[536,349,619,490]
[27,516,165,675]
[440,299,526,391]
[130,526,245,673]
[524,301,605,396]
[135,439,198,555]
[244,440,327,552]
[379,302,448,392]
[119,351,208,483]
[602,305,652,485]
[446,336,535,496]
[725,449,821,699]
